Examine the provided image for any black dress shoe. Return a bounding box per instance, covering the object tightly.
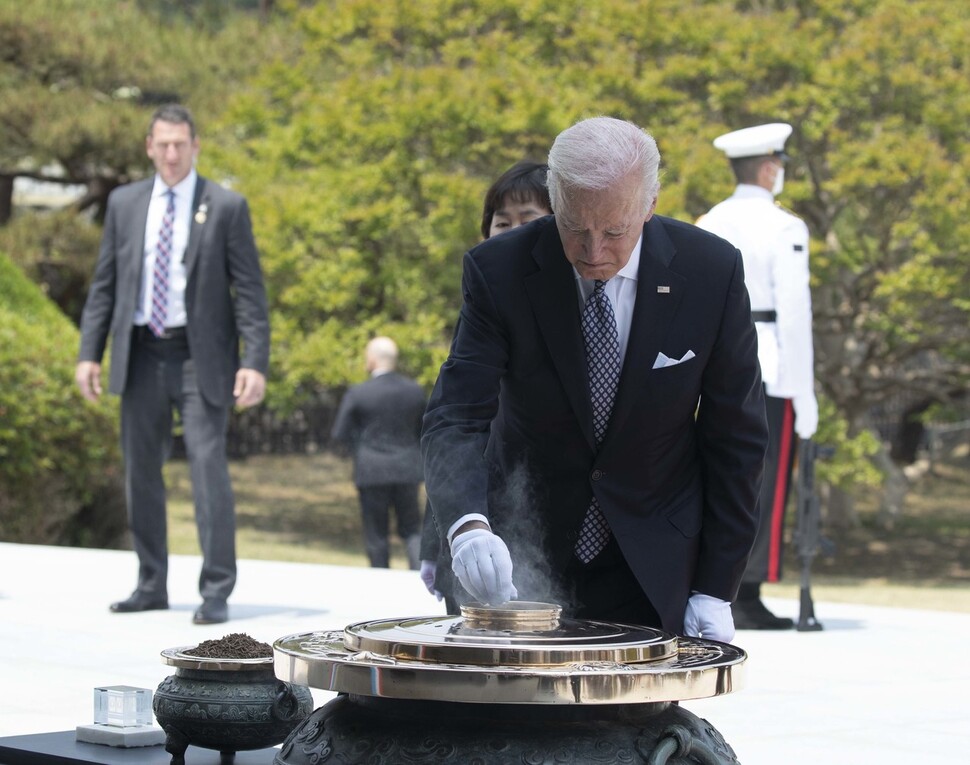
[192,599,228,625]
[110,592,169,613]
[732,598,794,630]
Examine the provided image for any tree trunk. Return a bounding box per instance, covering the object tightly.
[0,174,14,225]
[823,483,858,530]
[873,445,908,530]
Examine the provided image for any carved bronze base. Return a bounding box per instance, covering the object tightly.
[154,667,313,765]
[275,694,739,765]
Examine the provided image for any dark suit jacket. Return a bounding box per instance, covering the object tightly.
[331,371,427,487]
[78,176,269,407]
[422,214,768,632]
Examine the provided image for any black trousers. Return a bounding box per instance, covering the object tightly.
[743,393,797,584]
[121,329,236,602]
[357,483,422,569]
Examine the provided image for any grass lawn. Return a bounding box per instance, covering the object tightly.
[165,452,420,569]
[165,451,970,612]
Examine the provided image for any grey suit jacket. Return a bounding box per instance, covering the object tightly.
[78,176,270,407]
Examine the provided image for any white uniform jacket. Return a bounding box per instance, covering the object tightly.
[698,185,817,436]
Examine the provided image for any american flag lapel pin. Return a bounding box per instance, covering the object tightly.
[657,285,670,293]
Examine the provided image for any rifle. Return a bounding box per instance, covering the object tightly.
[793,438,835,632]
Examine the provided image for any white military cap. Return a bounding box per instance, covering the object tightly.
[713,123,793,158]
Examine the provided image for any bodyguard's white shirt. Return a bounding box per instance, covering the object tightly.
[134,170,196,328]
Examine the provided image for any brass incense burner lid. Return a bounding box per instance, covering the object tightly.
[343,601,677,667]
[461,600,563,630]
[274,602,746,705]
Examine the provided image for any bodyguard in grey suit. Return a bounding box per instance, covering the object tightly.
[331,337,426,569]
[75,104,270,625]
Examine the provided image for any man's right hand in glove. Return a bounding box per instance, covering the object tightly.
[450,527,516,605]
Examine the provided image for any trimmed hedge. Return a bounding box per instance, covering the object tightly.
[0,252,127,548]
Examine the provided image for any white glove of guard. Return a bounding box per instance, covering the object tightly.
[792,392,819,440]
[683,593,735,643]
[419,559,442,601]
[450,528,516,605]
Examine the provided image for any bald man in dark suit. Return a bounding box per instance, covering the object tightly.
[331,337,427,570]
[76,104,269,625]
[422,117,768,641]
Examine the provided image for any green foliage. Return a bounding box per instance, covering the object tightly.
[7,0,967,504]
[0,0,285,218]
[0,253,126,547]
[0,210,103,323]
[202,0,968,497]
[814,395,883,490]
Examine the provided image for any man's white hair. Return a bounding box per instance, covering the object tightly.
[547,117,661,215]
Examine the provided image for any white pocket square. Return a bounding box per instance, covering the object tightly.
[652,350,696,369]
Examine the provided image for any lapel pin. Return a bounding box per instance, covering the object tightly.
[194,203,208,224]
[657,285,670,293]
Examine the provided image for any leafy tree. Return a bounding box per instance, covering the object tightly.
[212,0,967,516]
[0,0,284,222]
[7,0,966,522]
[674,0,970,519]
[0,0,286,322]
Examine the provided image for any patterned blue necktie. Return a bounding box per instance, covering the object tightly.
[148,189,175,338]
[575,279,621,563]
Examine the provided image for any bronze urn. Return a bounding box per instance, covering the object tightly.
[154,646,313,764]
[272,602,745,764]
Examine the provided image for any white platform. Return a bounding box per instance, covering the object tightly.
[1,541,967,764]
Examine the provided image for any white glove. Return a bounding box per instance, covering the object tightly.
[792,392,818,440]
[683,593,735,643]
[450,528,516,605]
[419,560,442,601]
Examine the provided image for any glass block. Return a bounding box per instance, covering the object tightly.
[93,685,153,727]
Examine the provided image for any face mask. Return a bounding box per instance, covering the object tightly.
[771,166,785,196]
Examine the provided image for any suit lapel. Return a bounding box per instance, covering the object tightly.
[129,180,153,288]
[182,177,209,273]
[524,223,597,450]
[606,216,686,441]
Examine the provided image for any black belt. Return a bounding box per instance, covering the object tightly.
[134,325,187,342]
[751,310,777,323]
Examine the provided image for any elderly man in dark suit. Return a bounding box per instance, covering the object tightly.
[75,104,269,625]
[422,117,768,641]
[331,336,427,570]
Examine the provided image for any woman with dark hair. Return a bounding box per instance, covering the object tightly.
[480,160,552,239]
[418,160,552,610]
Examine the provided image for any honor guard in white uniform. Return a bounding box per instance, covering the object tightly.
[697,122,818,630]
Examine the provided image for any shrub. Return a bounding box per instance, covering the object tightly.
[0,210,102,325]
[0,252,127,548]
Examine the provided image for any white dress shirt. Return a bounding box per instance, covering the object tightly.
[134,170,196,328]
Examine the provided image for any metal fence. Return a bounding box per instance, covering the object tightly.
[172,396,341,460]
